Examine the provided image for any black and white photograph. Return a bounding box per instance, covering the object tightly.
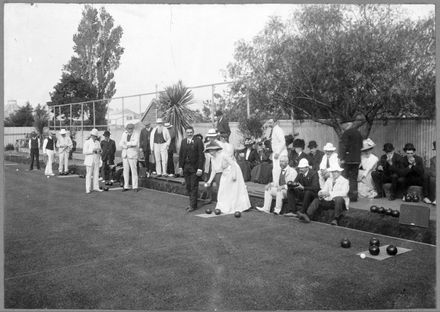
[3,2,438,310]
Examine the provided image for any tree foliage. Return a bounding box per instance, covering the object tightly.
[227,4,435,137]
[33,104,50,135]
[4,102,34,127]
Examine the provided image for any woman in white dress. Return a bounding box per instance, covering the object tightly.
[205,142,251,214]
[358,138,379,198]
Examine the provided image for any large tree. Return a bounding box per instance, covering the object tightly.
[4,102,34,126]
[50,5,124,126]
[227,4,435,137]
[33,104,50,135]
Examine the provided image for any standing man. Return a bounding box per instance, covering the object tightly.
[307,140,324,171]
[28,130,41,170]
[83,128,103,194]
[214,110,231,142]
[165,122,177,177]
[56,129,73,175]
[339,120,363,202]
[150,118,171,177]
[100,130,116,185]
[43,130,56,176]
[267,118,288,187]
[119,123,139,192]
[371,143,402,200]
[178,126,204,212]
[139,120,153,176]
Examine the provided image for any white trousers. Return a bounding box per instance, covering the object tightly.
[86,161,100,192]
[153,143,168,175]
[58,151,69,173]
[123,158,138,189]
[261,187,287,214]
[45,150,54,175]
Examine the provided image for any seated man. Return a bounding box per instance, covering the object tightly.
[307,140,324,171]
[423,141,436,204]
[398,143,428,199]
[288,139,310,169]
[256,155,297,215]
[236,138,259,181]
[297,163,349,226]
[318,142,339,189]
[284,158,320,217]
[371,143,402,200]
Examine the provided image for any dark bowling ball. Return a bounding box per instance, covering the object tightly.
[385,208,393,216]
[214,209,221,215]
[369,237,380,247]
[377,207,385,214]
[234,211,241,218]
[369,245,380,256]
[104,187,109,191]
[340,238,351,248]
[391,209,400,218]
[386,245,398,256]
[99,186,103,190]
[108,182,113,186]
[205,208,212,214]
[404,193,412,202]
[412,193,420,202]
[370,205,378,213]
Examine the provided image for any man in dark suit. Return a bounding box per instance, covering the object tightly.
[139,121,153,175]
[284,159,320,216]
[214,110,231,142]
[339,120,363,202]
[178,126,204,212]
[100,130,116,185]
[307,140,325,171]
[288,139,311,169]
[371,143,403,200]
[398,143,428,198]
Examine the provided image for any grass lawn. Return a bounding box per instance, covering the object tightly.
[4,162,436,310]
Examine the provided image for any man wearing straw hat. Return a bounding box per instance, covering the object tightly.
[120,123,139,192]
[83,128,103,193]
[318,142,339,189]
[298,163,349,226]
[56,128,73,175]
[149,118,171,177]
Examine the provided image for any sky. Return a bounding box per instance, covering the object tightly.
[4,3,435,114]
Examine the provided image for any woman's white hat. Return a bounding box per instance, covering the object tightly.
[206,128,219,137]
[328,163,344,172]
[361,138,376,151]
[60,129,67,135]
[90,128,99,137]
[323,142,337,151]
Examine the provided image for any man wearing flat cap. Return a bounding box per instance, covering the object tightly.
[119,123,139,192]
[371,143,403,200]
[101,130,116,185]
[149,118,171,177]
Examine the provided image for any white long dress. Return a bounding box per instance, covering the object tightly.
[215,155,251,214]
[358,153,379,198]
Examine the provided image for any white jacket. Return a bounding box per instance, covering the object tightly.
[83,137,101,166]
[120,131,139,159]
[149,127,171,151]
[319,152,340,170]
[321,175,350,209]
[271,124,287,156]
[272,165,297,188]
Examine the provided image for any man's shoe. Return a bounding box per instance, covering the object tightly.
[94,189,103,192]
[374,194,383,199]
[284,212,298,217]
[122,188,129,192]
[330,219,338,226]
[273,211,280,216]
[423,197,432,204]
[432,200,436,205]
[168,174,175,178]
[297,212,311,223]
[256,206,270,213]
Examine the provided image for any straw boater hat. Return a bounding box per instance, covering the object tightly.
[60,129,67,135]
[361,138,376,151]
[297,158,310,168]
[164,122,172,129]
[156,118,164,124]
[204,141,222,151]
[90,128,99,137]
[323,143,337,151]
[328,163,344,172]
[206,128,219,138]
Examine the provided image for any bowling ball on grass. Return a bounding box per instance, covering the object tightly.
[214,209,221,215]
[385,208,393,216]
[205,208,212,214]
[369,237,380,247]
[377,207,385,214]
[386,245,398,256]
[234,211,241,218]
[340,238,351,248]
[369,245,380,256]
[391,210,400,218]
[370,205,378,213]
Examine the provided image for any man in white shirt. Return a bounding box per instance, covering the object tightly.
[149,118,171,177]
[83,128,103,194]
[119,123,139,192]
[267,118,288,188]
[298,163,349,225]
[256,155,297,215]
[56,129,73,175]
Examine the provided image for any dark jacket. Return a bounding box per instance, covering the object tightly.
[339,128,363,164]
[308,150,325,171]
[377,152,403,176]
[400,155,425,179]
[179,137,204,173]
[216,117,231,138]
[139,127,152,152]
[101,139,116,164]
[288,150,311,168]
[236,147,259,168]
[293,169,320,193]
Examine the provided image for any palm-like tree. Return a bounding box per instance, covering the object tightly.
[157,80,195,140]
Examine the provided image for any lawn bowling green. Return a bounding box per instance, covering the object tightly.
[4,163,436,310]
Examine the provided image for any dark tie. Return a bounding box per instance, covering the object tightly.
[127,134,132,141]
[332,180,336,190]
[326,157,330,168]
[279,169,286,186]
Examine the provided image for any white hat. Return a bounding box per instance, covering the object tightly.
[60,129,67,135]
[90,128,99,137]
[361,138,376,151]
[323,143,337,151]
[164,122,172,128]
[206,128,219,137]
[156,118,164,124]
[328,163,344,172]
[297,158,310,168]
